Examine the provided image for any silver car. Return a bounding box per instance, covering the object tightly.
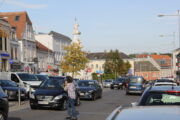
[106,106,180,120]
[103,79,113,88]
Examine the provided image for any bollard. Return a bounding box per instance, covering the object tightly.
[18,88,21,106]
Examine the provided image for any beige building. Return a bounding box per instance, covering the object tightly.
[0,19,11,72]
[79,52,134,80]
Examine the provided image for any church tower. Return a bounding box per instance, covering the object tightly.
[72,18,81,43]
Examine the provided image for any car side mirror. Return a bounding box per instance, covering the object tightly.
[131,102,138,107]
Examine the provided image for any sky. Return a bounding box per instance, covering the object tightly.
[1,0,180,54]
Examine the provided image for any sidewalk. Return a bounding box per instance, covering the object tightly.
[9,100,30,112]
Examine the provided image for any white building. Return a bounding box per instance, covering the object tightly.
[35,31,72,73]
[0,11,37,73]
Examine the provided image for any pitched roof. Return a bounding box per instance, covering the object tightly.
[150,55,171,60]
[0,11,32,40]
[36,41,53,52]
[49,31,72,42]
[87,52,130,60]
[134,61,159,72]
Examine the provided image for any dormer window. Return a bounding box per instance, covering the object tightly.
[14,16,20,21]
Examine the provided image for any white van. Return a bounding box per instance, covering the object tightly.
[1,72,42,95]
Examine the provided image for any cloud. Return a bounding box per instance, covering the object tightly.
[5,0,47,9]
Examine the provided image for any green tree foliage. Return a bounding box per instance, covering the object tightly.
[60,42,89,77]
[104,50,131,79]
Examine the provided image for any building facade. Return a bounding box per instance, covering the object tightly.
[36,41,54,73]
[83,52,133,80]
[0,11,37,73]
[0,19,11,72]
[35,31,72,73]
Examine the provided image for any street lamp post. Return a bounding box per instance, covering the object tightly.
[158,10,180,48]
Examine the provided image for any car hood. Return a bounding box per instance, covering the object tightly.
[34,88,65,96]
[24,81,42,86]
[2,87,26,91]
[79,87,95,92]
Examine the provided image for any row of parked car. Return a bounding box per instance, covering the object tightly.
[0,72,103,120]
[106,77,180,120]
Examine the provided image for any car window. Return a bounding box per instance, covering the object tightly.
[0,80,18,87]
[129,77,144,83]
[78,81,95,87]
[18,73,38,81]
[11,74,19,83]
[144,93,180,105]
[39,79,64,89]
[0,86,4,93]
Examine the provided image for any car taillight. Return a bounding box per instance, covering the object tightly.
[166,91,180,93]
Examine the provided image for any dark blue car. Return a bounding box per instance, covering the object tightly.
[126,76,146,95]
[0,80,26,100]
[0,86,8,120]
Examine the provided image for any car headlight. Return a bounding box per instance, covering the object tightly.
[88,90,94,93]
[30,93,35,99]
[54,95,63,100]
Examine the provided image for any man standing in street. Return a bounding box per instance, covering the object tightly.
[64,76,78,120]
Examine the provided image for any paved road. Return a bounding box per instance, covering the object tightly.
[8,88,140,120]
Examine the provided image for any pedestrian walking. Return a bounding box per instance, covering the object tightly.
[64,76,78,120]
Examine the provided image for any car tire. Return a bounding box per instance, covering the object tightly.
[99,93,102,99]
[0,111,7,120]
[111,87,114,90]
[61,100,67,110]
[30,105,37,110]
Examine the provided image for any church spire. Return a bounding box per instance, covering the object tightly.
[73,18,81,43]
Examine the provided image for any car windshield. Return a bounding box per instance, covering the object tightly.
[104,80,112,82]
[0,86,4,93]
[18,73,38,81]
[39,79,64,89]
[36,75,49,81]
[0,80,17,87]
[144,93,180,105]
[129,77,143,83]
[156,79,173,83]
[78,81,95,87]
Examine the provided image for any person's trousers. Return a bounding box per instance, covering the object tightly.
[67,98,77,118]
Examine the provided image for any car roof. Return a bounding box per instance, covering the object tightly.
[148,86,180,92]
[110,106,180,120]
[79,80,96,82]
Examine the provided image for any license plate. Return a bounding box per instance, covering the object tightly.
[80,93,84,96]
[38,101,49,105]
[130,86,137,88]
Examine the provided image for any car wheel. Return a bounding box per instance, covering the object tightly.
[75,97,81,106]
[30,105,37,110]
[0,110,7,120]
[99,93,102,99]
[61,100,67,110]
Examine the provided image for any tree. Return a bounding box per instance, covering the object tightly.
[60,42,89,77]
[104,50,131,78]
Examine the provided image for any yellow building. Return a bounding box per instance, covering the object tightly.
[0,19,11,72]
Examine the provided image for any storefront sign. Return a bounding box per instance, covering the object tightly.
[0,53,10,57]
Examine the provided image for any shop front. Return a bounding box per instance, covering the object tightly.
[0,52,10,72]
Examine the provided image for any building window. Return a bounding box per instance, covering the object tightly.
[91,64,94,69]
[11,47,13,59]
[96,64,98,69]
[15,48,17,59]
[0,37,2,50]
[14,16,20,21]
[4,37,7,51]
[12,27,17,31]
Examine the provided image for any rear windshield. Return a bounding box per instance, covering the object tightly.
[78,81,95,87]
[142,93,180,105]
[104,80,112,82]
[36,75,49,81]
[129,77,144,83]
[156,79,173,83]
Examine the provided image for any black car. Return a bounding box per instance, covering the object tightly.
[0,86,8,120]
[78,80,103,100]
[135,86,180,106]
[111,78,127,90]
[0,80,26,100]
[29,77,80,110]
